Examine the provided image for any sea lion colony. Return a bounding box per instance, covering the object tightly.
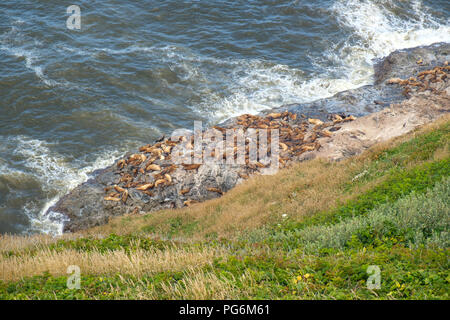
[44,44,450,232]
[101,63,450,211]
[387,63,450,97]
[103,111,357,207]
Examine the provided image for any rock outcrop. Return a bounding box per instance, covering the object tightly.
[47,42,450,233]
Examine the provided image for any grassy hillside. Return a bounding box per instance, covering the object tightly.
[0,116,449,300]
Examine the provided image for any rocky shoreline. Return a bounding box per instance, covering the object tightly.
[47,42,450,233]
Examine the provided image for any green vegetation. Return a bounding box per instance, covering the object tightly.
[285,159,449,230]
[0,119,449,299]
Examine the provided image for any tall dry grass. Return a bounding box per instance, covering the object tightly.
[0,246,226,282]
[0,233,83,254]
[105,267,255,300]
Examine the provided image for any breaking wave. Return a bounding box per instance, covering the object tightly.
[0,136,123,234]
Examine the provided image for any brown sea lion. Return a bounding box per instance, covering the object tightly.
[146,164,161,172]
[136,183,154,191]
[182,163,201,170]
[206,187,223,195]
[308,118,323,126]
[154,179,166,187]
[183,199,198,207]
[104,196,121,202]
[180,188,190,195]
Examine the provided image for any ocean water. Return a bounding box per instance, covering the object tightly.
[0,0,449,235]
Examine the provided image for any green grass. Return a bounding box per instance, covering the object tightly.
[267,177,449,253]
[285,157,449,231]
[0,271,185,300]
[267,159,449,246]
[0,120,449,300]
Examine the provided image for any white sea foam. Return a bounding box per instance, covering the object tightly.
[330,0,450,84]
[5,136,124,235]
[147,46,349,120]
[218,0,449,120]
[53,0,449,123]
[120,0,447,122]
[158,0,449,122]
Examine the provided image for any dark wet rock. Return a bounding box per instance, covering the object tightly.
[51,160,248,233]
[46,42,450,233]
[259,42,450,119]
[49,111,316,233]
[374,42,450,85]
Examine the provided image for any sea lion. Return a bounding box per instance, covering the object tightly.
[139,145,151,152]
[104,196,121,202]
[292,133,305,141]
[154,179,165,187]
[279,142,288,152]
[107,192,120,198]
[183,199,198,207]
[161,164,177,174]
[387,78,406,85]
[152,148,163,157]
[402,87,411,97]
[166,140,179,147]
[180,188,190,195]
[143,190,154,197]
[344,115,356,122]
[182,163,201,170]
[136,183,154,191]
[129,154,146,163]
[212,126,227,134]
[206,187,223,195]
[117,159,127,169]
[121,190,128,203]
[120,173,133,184]
[308,118,323,126]
[300,144,316,152]
[321,130,333,138]
[256,162,266,168]
[146,164,161,171]
[238,172,249,179]
[162,145,172,153]
[114,185,126,193]
[267,112,282,119]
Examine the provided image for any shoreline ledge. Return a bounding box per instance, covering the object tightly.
[47,42,450,233]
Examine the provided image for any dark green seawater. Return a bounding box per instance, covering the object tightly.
[0,0,449,234]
